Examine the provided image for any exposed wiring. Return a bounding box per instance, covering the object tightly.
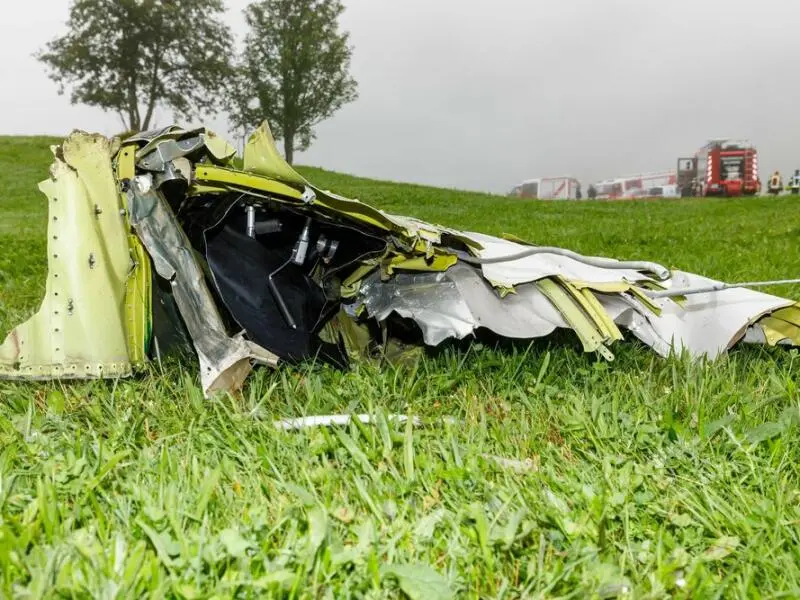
[646,278,800,299]
[453,247,671,281]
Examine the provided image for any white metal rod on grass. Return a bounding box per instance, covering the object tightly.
[272,413,536,473]
[273,414,422,431]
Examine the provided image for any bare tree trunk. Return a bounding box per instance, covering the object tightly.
[126,76,141,131]
[142,103,154,131]
[284,132,294,165]
[141,51,162,131]
[127,108,140,132]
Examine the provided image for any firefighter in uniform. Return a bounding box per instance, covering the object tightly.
[790,170,800,195]
[768,170,783,195]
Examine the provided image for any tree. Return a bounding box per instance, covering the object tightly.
[37,0,233,132]
[230,0,358,164]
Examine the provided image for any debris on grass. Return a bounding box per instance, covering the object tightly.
[3,122,800,396]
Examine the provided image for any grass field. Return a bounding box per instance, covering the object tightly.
[2,136,800,598]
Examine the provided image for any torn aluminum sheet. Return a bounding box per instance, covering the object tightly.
[127,174,278,393]
[620,271,796,358]
[2,120,800,397]
[0,133,134,380]
[357,263,568,346]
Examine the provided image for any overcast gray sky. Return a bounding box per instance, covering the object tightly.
[2,0,799,193]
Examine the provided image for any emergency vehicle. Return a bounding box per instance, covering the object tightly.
[592,171,677,199]
[677,139,760,197]
[510,177,581,200]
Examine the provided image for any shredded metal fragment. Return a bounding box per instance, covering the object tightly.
[2,120,799,396]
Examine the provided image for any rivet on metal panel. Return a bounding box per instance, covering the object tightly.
[67,299,74,315]
[88,253,96,269]
[94,205,103,217]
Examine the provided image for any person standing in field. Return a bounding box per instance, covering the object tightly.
[789,170,800,195]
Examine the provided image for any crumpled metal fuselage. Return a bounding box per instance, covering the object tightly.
[2,122,799,396]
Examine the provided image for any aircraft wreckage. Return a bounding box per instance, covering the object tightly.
[2,122,800,397]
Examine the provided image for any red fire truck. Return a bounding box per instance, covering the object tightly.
[677,139,760,197]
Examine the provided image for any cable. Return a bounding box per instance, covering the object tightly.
[268,257,297,330]
[646,278,800,299]
[453,247,671,281]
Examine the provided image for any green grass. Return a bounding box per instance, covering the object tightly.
[2,136,800,598]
